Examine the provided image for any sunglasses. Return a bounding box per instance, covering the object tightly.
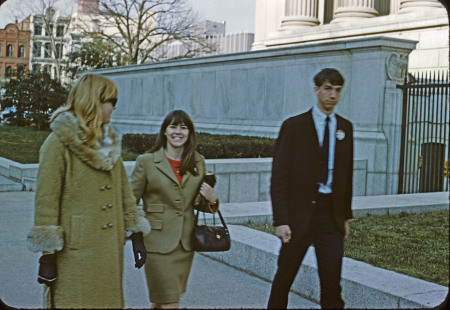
[106,98,117,107]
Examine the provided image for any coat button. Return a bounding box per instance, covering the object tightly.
[106,185,112,190]
[311,200,317,206]
[108,223,113,228]
[100,186,106,191]
[102,225,108,229]
[108,204,113,208]
[101,205,107,210]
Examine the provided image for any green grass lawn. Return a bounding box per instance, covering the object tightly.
[0,126,50,163]
[0,126,139,163]
[247,210,449,286]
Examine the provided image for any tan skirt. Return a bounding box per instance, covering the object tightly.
[144,243,195,304]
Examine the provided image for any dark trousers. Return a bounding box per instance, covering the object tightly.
[268,194,345,309]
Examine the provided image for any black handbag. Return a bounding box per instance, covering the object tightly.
[191,210,230,252]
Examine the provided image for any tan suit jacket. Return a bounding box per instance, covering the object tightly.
[131,148,213,253]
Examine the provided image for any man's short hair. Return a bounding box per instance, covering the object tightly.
[314,68,345,87]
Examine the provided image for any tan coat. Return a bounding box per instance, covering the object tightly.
[131,148,214,254]
[26,112,151,309]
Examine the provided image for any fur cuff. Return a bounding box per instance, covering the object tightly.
[126,209,151,236]
[27,226,64,252]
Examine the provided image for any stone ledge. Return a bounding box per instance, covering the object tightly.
[0,157,38,187]
[202,192,449,226]
[201,225,448,309]
[0,157,368,200]
[0,174,23,192]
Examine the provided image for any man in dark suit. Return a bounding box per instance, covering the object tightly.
[268,68,353,309]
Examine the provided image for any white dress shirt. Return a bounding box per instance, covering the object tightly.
[312,105,336,194]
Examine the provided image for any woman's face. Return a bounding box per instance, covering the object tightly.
[165,122,189,150]
[102,100,116,124]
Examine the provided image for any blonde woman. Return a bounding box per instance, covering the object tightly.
[26,74,151,309]
[131,110,218,309]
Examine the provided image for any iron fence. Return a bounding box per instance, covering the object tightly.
[397,71,449,194]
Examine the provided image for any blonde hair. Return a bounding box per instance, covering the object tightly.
[51,74,118,145]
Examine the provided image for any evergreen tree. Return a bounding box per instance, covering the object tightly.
[0,73,68,130]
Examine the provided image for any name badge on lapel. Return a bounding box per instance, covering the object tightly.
[336,129,345,141]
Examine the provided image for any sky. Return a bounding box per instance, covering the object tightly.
[187,0,255,34]
[0,0,256,34]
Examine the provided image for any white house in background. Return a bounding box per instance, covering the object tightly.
[253,0,448,73]
[18,7,71,82]
[15,0,154,83]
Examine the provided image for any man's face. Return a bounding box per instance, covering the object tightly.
[314,81,343,115]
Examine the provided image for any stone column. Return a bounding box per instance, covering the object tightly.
[390,0,402,14]
[398,0,445,13]
[252,0,283,50]
[331,0,379,23]
[280,0,320,30]
[252,0,268,50]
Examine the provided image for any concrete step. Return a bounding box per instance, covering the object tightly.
[0,175,23,192]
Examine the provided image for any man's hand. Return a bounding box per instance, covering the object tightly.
[275,225,291,243]
[344,220,350,240]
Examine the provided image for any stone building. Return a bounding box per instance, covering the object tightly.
[158,31,255,60]
[142,18,255,60]
[18,7,71,82]
[0,23,30,82]
[252,0,448,73]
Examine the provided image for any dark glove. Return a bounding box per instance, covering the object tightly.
[130,232,147,269]
[38,253,56,285]
[198,172,217,208]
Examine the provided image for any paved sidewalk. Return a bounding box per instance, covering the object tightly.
[1,191,448,309]
[0,192,317,309]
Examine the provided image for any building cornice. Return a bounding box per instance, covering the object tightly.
[262,12,448,48]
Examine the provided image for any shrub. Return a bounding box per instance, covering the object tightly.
[122,132,276,159]
[0,72,68,130]
[122,133,158,155]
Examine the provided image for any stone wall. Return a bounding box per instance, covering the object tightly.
[87,36,417,195]
[0,156,367,202]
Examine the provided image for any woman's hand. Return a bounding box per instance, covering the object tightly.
[199,182,218,204]
[38,253,57,285]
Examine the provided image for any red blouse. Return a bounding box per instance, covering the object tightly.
[167,157,183,184]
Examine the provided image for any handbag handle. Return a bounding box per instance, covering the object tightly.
[194,209,228,230]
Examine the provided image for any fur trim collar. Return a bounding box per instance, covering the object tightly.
[50,112,121,171]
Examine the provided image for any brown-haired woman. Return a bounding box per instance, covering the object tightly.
[131,110,219,309]
[26,74,151,309]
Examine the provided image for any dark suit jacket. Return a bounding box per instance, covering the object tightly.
[270,109,353,240]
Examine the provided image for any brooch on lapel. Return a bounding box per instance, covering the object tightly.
[336,129,345,141]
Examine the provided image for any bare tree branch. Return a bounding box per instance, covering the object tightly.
[95,0,217,65]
